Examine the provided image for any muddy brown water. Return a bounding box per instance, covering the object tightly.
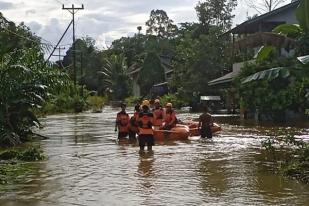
[1,107,309,206]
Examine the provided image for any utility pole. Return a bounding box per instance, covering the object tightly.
[62,4,84,87]
[52,46,66,62]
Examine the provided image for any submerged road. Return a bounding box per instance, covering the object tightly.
[1,107,309,206]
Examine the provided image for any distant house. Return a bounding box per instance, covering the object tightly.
[208,0,300,113]
[128,55,173,97]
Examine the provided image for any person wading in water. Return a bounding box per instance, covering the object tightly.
[152,99,164,130]
[115,103,130,139]
[137,100,154,151]
[128,104,140,141]
[198,106,213,138]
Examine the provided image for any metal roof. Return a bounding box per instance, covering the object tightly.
[225,0,299,35]
[208,69,240,86]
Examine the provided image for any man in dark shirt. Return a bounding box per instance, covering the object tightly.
[198,106,213,138]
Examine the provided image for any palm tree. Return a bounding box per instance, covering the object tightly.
[98,54,131,100]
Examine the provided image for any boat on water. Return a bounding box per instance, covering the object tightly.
[118,122,221,143]
[153,125,190,141]
[179,120,221,136]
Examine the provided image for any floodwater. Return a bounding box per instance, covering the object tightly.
[1,107,309,206]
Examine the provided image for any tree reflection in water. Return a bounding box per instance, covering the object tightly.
[198,158,229,197]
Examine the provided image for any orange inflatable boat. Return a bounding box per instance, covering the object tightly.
[153,125,190,141]
[180,121,221,136]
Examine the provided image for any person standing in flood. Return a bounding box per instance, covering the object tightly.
[152,99,165,130]
[137,100,154,151]
[128,104,140,141]
[198,106,213,138]
[115,103,130,139]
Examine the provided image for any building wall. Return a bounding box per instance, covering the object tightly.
[265,7,298,24]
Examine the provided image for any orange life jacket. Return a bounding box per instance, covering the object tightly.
[152,108,164,127]
[129,112,139,133]
[116,111,129,133]
[138,112,153,135]
[164,110,176,128]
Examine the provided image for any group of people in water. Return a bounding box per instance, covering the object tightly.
[115,99,213,151]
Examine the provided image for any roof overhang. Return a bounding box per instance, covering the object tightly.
[208,70,240,86]
[223,0,299,35]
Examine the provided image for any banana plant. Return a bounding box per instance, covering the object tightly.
[241,0,309,84]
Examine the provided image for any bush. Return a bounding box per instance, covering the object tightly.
[261,130,309,184]
[159,93,186,109]
[125,96,141,106]
[87,96,106,112]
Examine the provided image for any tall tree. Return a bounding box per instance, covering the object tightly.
[244,0,288,14]
[146,10,177,38]
[195,0,237,31]
[138,52,166,96]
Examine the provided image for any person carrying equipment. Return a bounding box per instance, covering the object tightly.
[152,99,165,129]
[162,103,177,130]
[115,103,130,139]
[137,100,154,151]
[128,104,140,141]
[198,106,213,138]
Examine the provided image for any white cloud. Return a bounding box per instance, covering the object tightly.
[1,0,291,57]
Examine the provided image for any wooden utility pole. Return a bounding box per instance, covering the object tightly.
[62,4,84,87]
[52,46,66,62]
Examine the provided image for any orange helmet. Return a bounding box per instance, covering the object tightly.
[142,99,150,107]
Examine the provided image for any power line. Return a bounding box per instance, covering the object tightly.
[62,4,84,87]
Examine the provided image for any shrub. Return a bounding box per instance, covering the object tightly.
[87,96,106,112]
[125,96,141,106]
[159,93,186,109]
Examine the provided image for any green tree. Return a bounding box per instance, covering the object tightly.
[62,37,101,91]
[146,9,177,38]
[138,52,166,96]
[195,0,237,31]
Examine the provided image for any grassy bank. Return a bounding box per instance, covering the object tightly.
[0,145,45,185]
[262,131,309,184]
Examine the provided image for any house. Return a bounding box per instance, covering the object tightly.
[208,0,300,114]
[128,55,173,97]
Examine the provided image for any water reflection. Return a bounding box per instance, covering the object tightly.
[198,158,229,196]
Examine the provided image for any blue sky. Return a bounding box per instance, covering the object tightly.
[0,0,289,50]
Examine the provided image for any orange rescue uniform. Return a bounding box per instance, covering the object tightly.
[138,112,154,135]
[116,111,130,133]
[164,110,177,128]
[152,108,164,127]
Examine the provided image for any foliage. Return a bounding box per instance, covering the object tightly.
[261,130,309,184]
[98,54,131,100]
[235,59,309,120]
[138,52,166,96]
[39,83,87,115]
[242,67,291,83]
[62,37,101,91]
[296,0,309,33]
[145,9,177,38]
[170,26,232,104]
[272,24,302,38]
[125,96,141,106]
[87,96,106,112]
[159,93,186,109]
[256,46,274,61]
[195,0,237,31]
[0,145,44,185]
[0,48,66,146]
